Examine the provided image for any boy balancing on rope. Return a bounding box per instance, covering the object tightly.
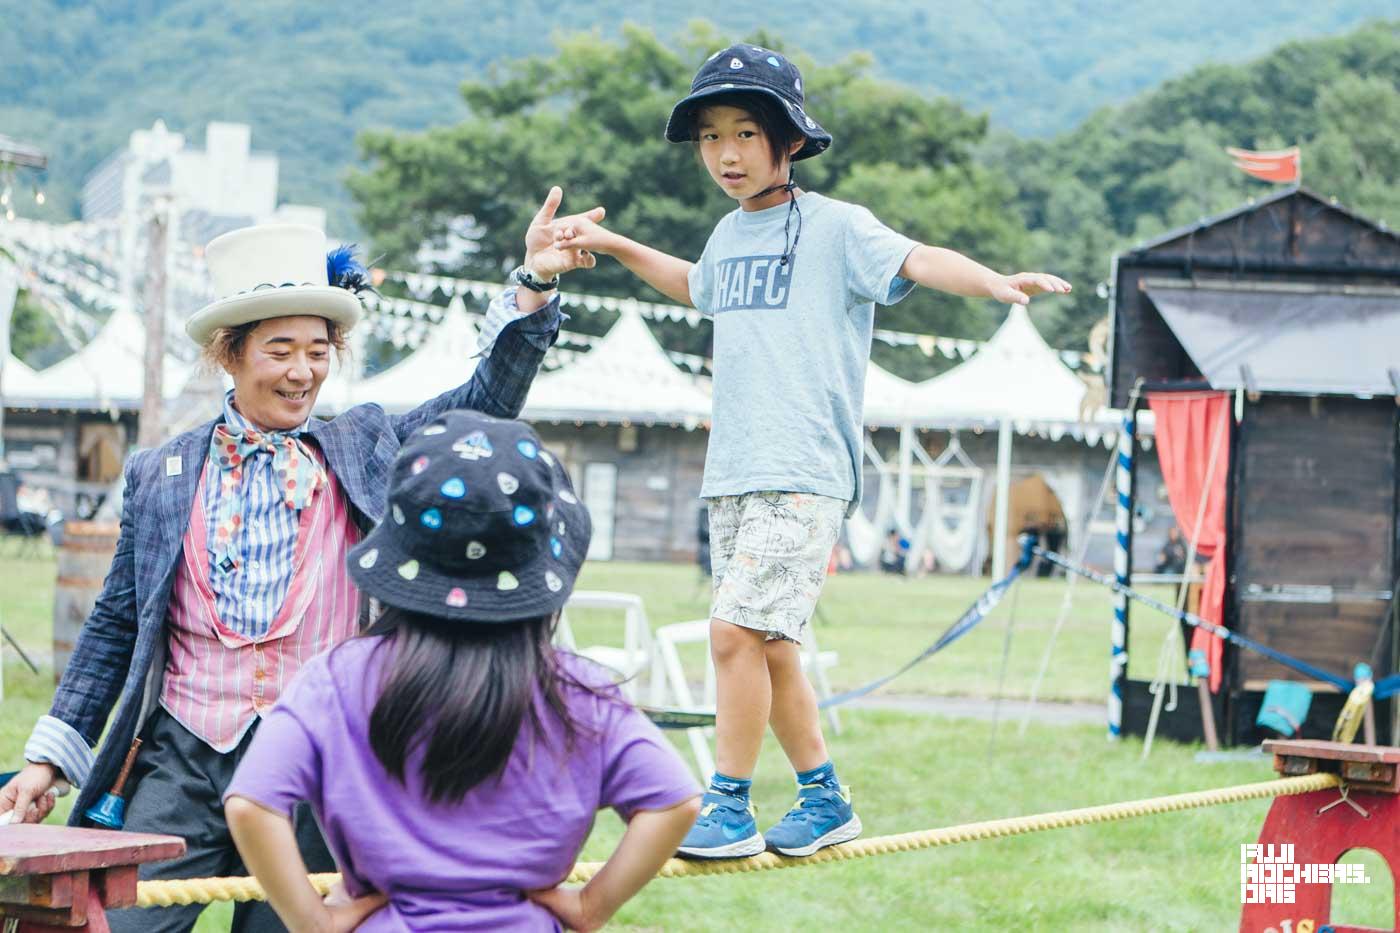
[554,44,1069,859]
[223,411,700,931]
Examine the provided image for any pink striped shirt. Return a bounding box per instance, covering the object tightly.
[161,449,361,752]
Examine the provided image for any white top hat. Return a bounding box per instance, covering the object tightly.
[185,223,365,345]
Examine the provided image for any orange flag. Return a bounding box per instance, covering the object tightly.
[1226,146,1300,183]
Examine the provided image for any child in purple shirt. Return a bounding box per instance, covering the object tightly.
[225,411,701,931]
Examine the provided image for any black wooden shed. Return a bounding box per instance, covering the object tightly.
[1109,186,1400,745]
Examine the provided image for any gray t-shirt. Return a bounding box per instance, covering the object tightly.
[688,192,918,512]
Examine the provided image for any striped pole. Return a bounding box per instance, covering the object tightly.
[1109,407,1136,739]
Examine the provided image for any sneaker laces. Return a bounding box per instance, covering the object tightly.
[781,783,838,823]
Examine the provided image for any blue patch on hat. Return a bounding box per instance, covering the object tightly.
[420,508,443,529]
[513,505,536,526]
[453,431,494,461]
[550,537,563,558]
[516,439,538,459]
[440,478,466,499]
[766,56,781,67]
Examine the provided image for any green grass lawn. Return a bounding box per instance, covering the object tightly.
[1,550,1389,931]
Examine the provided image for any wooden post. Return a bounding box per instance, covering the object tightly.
[137,198,170,450]
[0,254,18,465]
[991,417,1012,580]
[0,825,184,930]
[1197,680,1220,752]
[1240,739,1400,932]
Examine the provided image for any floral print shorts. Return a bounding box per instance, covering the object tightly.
[707,491,845,644]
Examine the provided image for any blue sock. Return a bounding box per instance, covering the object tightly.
[709,772,752,800]
[796,761,840,791]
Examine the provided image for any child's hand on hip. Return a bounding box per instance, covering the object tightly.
[991,272,1072,305]
[323,881,388,932]
[528,884,604,932]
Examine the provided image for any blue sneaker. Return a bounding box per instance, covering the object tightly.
[676,792,765,859]
[763,784,862,857]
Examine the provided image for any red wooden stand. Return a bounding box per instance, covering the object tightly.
[0,825,184,931]
[1240,740,1400,933]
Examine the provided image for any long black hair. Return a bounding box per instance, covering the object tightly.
[360,607,589,805]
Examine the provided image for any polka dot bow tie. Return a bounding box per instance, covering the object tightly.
[208,424,326,568]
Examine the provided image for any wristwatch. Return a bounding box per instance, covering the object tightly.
[511,264,560,293]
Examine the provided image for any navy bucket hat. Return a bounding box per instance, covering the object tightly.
[665,44,832,161]
[348,411,591,624]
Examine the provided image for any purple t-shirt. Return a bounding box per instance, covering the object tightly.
[225,637,699,932]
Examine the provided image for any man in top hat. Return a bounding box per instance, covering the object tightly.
[0,188,599,932]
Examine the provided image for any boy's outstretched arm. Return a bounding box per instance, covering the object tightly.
[554,217,695,307]
[900,245,1071,306]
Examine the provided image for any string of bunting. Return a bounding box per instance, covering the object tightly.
[378,268,1101,370]
[1,220,1097,374]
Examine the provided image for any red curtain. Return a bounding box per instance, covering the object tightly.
[1146,391,1231,692]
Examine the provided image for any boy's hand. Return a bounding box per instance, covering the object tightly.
[990,272,1072,306]
[528,884,604,932]
[523,186,605,281]
[552,213,619,257]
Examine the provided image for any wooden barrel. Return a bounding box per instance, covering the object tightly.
[53,521,120,684]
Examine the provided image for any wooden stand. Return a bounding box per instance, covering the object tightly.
[1240,740,1400,932]
[0,826,184,931]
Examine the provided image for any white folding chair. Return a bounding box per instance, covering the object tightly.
[802,629,843,735]
[651,618,845,779]
[557,591,655,702]
[653,619,716,778]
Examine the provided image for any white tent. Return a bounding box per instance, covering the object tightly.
[317,296,480,415]
[901,305,1087,429]
[12,304,194,411]
[862,361,919,427]
[523,309,712,428]
[2,354,46,399]
[874,306,1120,577]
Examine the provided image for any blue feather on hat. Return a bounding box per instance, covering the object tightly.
[327,244,371,294]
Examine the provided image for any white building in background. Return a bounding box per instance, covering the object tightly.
[81,120,326,303]
[82,121,282,225]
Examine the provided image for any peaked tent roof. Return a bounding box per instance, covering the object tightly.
[11,304,194,411]
[331,296,482,414]
[522,308,712,427]
[900,305,1089,429]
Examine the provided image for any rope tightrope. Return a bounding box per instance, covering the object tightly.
[134,773,1339,907]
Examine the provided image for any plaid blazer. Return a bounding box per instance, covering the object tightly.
[53,306,558,822]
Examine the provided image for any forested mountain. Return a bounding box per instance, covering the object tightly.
[5,6,1399,367]
[998,22,1400,346]
[347,21,1400,365]
[2,0,1392,232]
